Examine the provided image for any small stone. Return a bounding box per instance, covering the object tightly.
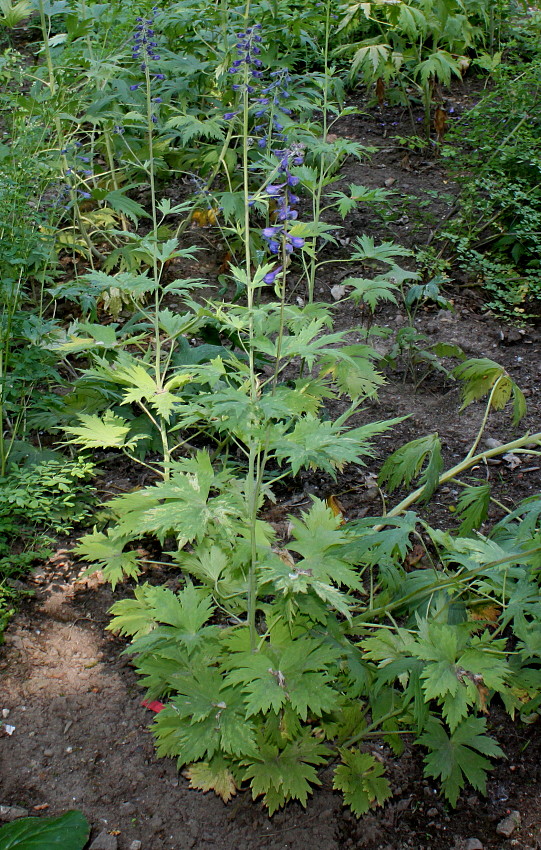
[89,831,118,850]
[427,807,439,817]
[129,842,142,850]
[465,839,484,850]
[496,811,521,838]
[0,805,30,822]
[43,749,54,757]
[2,709,9,718]
[121,802,136,815]
[330,284,346,301]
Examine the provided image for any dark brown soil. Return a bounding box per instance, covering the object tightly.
[1,81,541,850]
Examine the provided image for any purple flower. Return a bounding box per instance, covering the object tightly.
[227,25,263,84]
[132,7,165,74]
[263,265,282,285]
[289,236,304,248]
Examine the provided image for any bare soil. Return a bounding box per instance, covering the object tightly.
[1,81,541,849]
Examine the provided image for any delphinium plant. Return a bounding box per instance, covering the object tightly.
[68,18,403,813]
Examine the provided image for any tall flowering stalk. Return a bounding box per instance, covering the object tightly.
[130,6,173,475]
[225,27,310,650]
[227,24,266,651]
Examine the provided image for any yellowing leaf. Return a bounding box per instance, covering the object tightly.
[191,207,219,226]
[468,603,501,624]
[326,494,346,523]
[186,760,237,802]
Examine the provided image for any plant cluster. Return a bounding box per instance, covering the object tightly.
[441,50,541,316]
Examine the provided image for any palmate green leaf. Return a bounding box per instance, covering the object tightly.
[104,189,150,223]
[345,513,418,588]
[114,451,245,544]
[344,275,399,312]
[271,416,396,477]
[419,717,504,807]
[283,499,362,594]
[260,552,354,620]
[396,2,428,38]
[108,583,177,639]
[455,483,491,536]
[379,433,442,500]
[256,319,347,369]
[350,42,391,78]
[351,234,412,265]
[152,676,257,765]
[224,635,340,720]
[319,344,385,399]
[224,652,288,716]
[328,184,392,219]
[153,704,221,764]
[165,113,225,145]
[65,410,138,450]
[452,358,526,424]
[243,732,328,814]
[75,529,141,588]
[333,750,391,816]
[268,379,335,417]
[415,50,461,87]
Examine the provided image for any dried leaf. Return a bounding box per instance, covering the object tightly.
[273,548,296,569]
[327,495,346,523]
[191,207,218,227]
[141,699,166,713]
[468,603,501,624]
[434,106,447,143]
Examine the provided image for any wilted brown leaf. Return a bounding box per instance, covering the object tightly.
[327,494,346,523]
[434,106,447,144]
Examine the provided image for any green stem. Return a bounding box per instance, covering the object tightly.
[350,545,541,629]
[464,375,505,462]
[380,431,541,525]
[239,53,259,652]
[307,0,332,303]
[341,707,404,750]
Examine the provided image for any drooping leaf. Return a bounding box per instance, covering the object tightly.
[455,483,491,536]
[379,433,442,500]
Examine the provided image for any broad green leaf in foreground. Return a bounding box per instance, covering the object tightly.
[0,811,89,850]
[418,717,504,806]
[333,749,392,816]
[243,732,328,814]
[65,410,137,450]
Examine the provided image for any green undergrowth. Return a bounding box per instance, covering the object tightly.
[441,26,541,317]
